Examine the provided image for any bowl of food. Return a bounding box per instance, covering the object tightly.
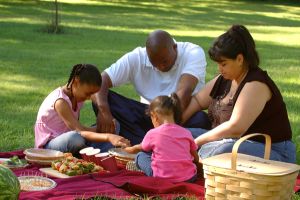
[0,156,28,170]
[18,176,57,191]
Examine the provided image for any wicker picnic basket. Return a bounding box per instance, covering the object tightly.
[202,133,300,200]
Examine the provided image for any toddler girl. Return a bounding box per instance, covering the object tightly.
[35,64,130,155]
[124,93,201,182]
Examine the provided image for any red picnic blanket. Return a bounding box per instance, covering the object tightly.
[0,150,205,200]
[2,150,300,199]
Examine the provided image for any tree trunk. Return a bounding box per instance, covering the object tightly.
[54,0,58,33]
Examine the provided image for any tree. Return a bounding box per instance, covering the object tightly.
[45,0,63,34]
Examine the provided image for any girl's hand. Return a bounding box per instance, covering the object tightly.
[123,144,142,154]
[123,146,136,154]
[107,134,130,147]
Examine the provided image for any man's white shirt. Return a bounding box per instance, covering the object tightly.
[105,42,207,104]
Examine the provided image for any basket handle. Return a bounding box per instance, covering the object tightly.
[231,133,271,170]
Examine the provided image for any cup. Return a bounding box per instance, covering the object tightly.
[99,156,118,172]
[94,152,110,166]
[86,148,100,163]
[79,147,94,161]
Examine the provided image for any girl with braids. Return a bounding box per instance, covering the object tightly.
[124,93,201,183]
[183,25,295,163]
[34,64,130,155]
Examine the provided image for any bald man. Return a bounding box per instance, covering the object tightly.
[92,30,210,147]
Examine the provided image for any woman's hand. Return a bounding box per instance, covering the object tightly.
[107,134,130,147]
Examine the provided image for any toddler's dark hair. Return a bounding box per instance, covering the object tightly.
[147,93,182,124]
[67,64,102,88]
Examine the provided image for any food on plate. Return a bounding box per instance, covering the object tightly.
[18,176,56,191]
[0,165,21,199]
[51,153,103,176]
[0,156,27,168]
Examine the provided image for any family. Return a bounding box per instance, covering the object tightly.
[34,25,296,183]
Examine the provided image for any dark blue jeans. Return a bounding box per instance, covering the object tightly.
[92,90,211,145]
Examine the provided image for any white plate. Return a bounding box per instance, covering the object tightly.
[24,148,64,160]
[24,156,56,166]
[108,148,136,160]
[18,176,57,191]
[39,168,71,179]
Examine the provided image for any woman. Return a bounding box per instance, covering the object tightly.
[183,25,296,163]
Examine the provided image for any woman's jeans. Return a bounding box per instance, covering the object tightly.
[187,128,296,164]
[44,122,121,155]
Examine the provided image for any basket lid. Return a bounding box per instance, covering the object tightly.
[202,153,300,176]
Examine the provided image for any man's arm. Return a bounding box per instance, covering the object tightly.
[176,43,206,111]
[176,74,198,110]
[91,48,140,133]
[91,72,115,133]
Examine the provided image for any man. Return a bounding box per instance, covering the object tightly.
[92,30,210,145]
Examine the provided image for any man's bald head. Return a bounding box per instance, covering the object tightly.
[146,30,175,54]
[146,30,177,72]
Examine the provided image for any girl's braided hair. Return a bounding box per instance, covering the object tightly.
[67,64,102,88]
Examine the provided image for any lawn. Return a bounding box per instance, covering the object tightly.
[0,0,299,164]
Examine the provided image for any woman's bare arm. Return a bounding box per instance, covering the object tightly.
[182,76,218,124]
[194,81,272,146]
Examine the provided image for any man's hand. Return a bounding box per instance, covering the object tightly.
[92,72,116,133]
[107,134,130,148]
[96,109,116,133]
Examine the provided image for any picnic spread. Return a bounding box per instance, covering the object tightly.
[1,140,300,200]
[0,149,205,200]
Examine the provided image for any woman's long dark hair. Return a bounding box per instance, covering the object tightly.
[209,25,260,70]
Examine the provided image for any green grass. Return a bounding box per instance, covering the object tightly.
[0,0,300,164]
